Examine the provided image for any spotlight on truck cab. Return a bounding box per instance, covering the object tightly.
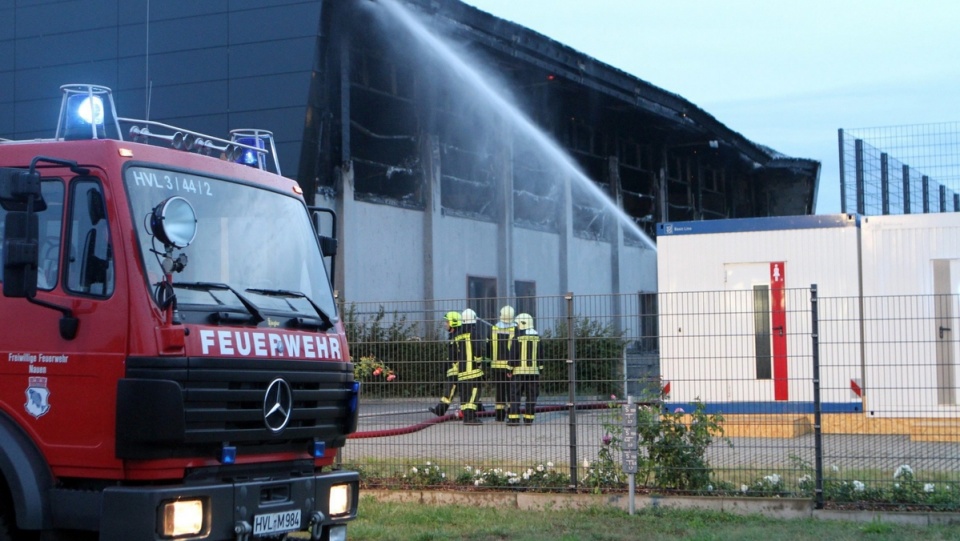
[150,196,197,250]
[56,84,121,141]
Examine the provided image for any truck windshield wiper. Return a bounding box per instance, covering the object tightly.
[173,282,265,325]
[244,288,334,331]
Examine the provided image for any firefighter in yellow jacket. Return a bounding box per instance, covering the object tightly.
[489,305,517,422]
[507,313,543,425]
[429,311,463,417]
[456,308,485,425]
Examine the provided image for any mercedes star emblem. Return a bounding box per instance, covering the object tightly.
[263,378,293,433]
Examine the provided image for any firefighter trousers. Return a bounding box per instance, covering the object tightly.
[507,374,540,424]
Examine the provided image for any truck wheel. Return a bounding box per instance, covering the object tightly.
[0,502,36,541]
[0,508,12,541]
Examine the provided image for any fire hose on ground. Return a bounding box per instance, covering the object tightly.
[347,401,632,439]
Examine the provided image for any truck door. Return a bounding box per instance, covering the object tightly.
[1,170,128,472]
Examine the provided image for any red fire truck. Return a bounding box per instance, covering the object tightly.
[0,84,360,540]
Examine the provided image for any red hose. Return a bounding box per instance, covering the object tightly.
[348,401,620,439]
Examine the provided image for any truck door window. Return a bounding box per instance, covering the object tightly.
[0,178,64,290]
[37,180,65,290]
[66,180,114,296]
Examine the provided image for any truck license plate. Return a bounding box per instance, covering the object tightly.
[253,509,301,537]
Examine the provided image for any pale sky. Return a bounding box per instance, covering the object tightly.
[461,0,960,214]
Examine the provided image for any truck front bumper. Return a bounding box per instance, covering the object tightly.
[98,469,359,541]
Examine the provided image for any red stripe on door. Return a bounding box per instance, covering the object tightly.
[771,262,788,401]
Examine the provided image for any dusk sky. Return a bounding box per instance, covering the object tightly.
[461,0,960,214]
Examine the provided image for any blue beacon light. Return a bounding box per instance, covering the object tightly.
[236,136,265,168]
[57,84,117,141]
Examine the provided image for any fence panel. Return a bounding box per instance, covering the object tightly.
[819,294,960,507]
[338,290,960,509]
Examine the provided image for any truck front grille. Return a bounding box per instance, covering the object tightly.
[117,356,357,460]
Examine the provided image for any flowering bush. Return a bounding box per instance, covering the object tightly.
[353,355,398,383]
[454,463,571,490]
[582,396,627,494]
[402,462,446,487]
[636,395,728,491]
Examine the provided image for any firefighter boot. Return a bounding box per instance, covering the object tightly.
[463,409,482,425]
[429,402,449,417]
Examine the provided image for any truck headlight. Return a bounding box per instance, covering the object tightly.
[329,484,351,517]
[161,499,204,537]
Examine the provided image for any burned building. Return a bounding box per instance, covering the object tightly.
[1,0,819,308]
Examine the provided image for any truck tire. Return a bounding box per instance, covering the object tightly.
[0,499,36,541]
[0,505,13,541]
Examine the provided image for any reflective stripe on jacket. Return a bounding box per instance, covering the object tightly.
[489,324,516,369]
[512,329,542,375]
[455,330,484,381]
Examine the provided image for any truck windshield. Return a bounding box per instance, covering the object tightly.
[123,165,337,322]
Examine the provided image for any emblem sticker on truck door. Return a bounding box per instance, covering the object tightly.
[25,376,51,418]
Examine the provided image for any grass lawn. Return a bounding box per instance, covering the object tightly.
[350,497,960,541]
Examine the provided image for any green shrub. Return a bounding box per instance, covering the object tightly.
[541,317,627,396]
[636,397,727,491]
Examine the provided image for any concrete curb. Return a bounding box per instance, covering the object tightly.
[363,490,960,526]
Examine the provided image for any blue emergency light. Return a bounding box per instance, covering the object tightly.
[219,444,237,465]
[236,136,266,168]
[229,129,280,174]
[56,84,120,141]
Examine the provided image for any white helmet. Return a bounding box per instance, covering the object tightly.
[461,308,477,325]
[515,313,533,330]
[499,305,515,324]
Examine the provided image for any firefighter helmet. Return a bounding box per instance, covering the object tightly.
[515,313,533,330]
[461,308,477,325]
[499,305,515,324]
[444,311,462,328]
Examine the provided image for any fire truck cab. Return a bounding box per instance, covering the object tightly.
[0,84,359,540]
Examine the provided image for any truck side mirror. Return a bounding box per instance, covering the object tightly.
[3,211,39,298]
[0,168,46,212]
[318,235,338,258]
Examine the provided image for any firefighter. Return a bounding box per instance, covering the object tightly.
[456,308,485,425]
[429,311,462,417]
[507,313,543,425]
[489,305,517,422]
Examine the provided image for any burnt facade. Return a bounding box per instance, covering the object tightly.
[1,0,819,305]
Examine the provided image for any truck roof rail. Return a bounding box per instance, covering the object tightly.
[31,83,282,174]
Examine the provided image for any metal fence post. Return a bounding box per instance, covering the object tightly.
[566,292,578,488]
[810,284,824,509]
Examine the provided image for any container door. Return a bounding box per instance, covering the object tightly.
[933,259,958,405]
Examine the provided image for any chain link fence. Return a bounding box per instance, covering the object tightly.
[338,288,960,510]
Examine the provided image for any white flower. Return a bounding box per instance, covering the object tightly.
[798,474,811,485]
[925,483,935,493]
[894,465,914,479]
[764,474,781,485]
[536,465,545,472]
[464,466,473,472]
[523,472,531,480]
[508,477,519,484]
[707,484,714,492]
[741,484,749,493]
[474,479,481,486]
[441,473,446,478]
[583,459,590,468]
[411,467,418,474]
[830,465,840,473]
[547,462,554,468]
[426,461,432,466]
[852,480,865,492]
